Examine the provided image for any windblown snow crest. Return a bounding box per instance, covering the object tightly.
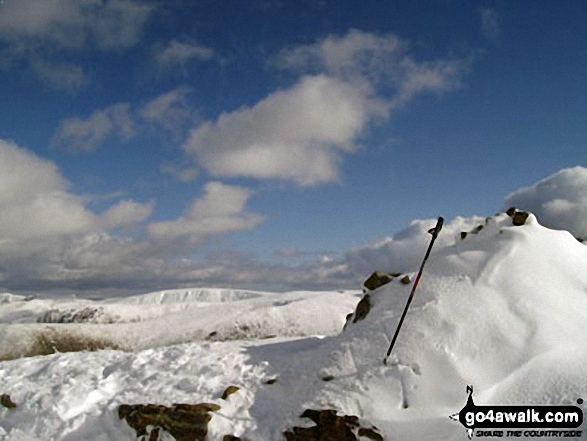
[0,212,586,440]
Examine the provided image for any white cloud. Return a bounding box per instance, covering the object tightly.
[504,166,587,238]
[0,0,153,87]
[30,58,89,90]
[185,74,387,186]
[155,40,214,67]
[140,88,196,140]
[0,140,151,239]
[332,216,485,279]
[481,8,500,39]
[0,0,153,50]
[148,182,265,239]
[99,199,154,229]
[184,30,466,186]
[276,29,466,105]
[52,103,135,152]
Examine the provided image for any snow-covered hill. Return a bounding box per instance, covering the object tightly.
[1,212,586,440]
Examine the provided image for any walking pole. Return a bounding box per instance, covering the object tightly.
[383,216,443,365]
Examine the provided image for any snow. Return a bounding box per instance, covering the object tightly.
[1,212,586,440]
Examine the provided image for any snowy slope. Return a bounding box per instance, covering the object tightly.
[1,213,586,440]
[0,289,361,361]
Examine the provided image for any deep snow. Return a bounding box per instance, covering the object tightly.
[1,213,586,440]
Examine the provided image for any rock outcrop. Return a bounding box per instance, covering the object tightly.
[363,271,395,291]
[118,402,220,441]
[283,409,383,441]
[221,386,240,400]
[1,394,16,409]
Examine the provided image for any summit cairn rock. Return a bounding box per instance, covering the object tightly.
[118,402,220,441]
[283,409,383,441]
[363,271,394,292]
[512,211,529,226]
[506,207,530,226]
[1,394,16,409]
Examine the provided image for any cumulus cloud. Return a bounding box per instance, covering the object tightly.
[481,8,500,39]
[99,199,154,229]
[30,58,89,90]
[0,0,153,50]
[276,29,466,106]
[0,141,271,294]
[0,140,152,240]
[184,30,467,186]
[53,89,197,152]
[335,216,485,279]
[155,40,214,67]
[148,182,265,239]
[140,88,196,140]
[184,74,387,186]
[51,103,135,152]
[0,0,153,87]
[504,166,587,238]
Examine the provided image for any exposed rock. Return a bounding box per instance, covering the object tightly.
[474,225,484,233]
[263,378,278,385]
[460,231,467,240]
[321,375,335,382]
[283,409,383,441]
[400,275,411,285]
[221,386,240,400]
[506,207,517,217]
[363,271,394,291]
[223,436,241,441]
[512,211,529,226]
[118,402,220,441]
[1,394,16,409]
[352,294,371,323]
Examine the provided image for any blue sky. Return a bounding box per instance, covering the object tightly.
[1,0,586,296]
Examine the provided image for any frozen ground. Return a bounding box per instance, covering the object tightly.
[1,213,586,440]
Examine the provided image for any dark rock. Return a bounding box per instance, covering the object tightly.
[148,427,160,441]
[118,402,220,441]
[263,378,278,385]
[1,394,16,409]
[221,385,240,400]
[460,232,467,240]
[223,436,241,441]
[284,409,383,441]
[474,225,483,233]
[352,294,371,323]
[363,271,393,291]
[512,211,529,226]
[400,275,410,285]
[321,375,335,382]
[506,207,517,217]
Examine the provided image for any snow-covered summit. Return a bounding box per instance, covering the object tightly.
[1,212,586,440]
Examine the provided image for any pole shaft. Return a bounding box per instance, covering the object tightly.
[383,217,442,364]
